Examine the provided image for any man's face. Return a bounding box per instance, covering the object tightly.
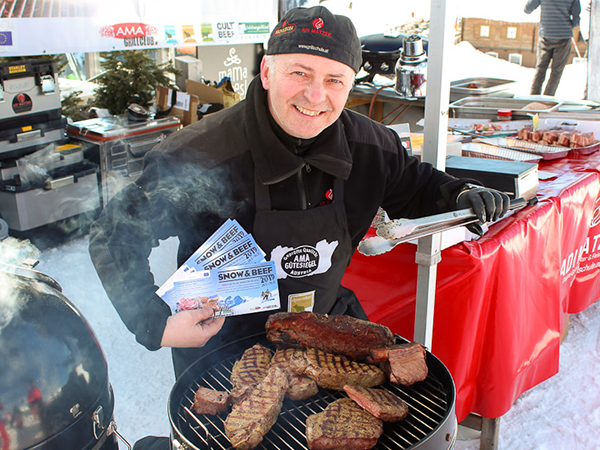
[260,53,355,139]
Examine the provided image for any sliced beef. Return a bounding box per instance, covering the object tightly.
[304,348,386,390]
[230,343,272,403]
[373,342,428,386]
[265,311,394,361]
[193,386,231,415]
[269,348,318,400]
[306,398,384,450]
[224,366,289,450]
[343,385,409,422]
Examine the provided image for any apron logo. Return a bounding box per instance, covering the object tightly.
[271,239,339,279]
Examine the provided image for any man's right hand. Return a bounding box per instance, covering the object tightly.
[160,306,225,348]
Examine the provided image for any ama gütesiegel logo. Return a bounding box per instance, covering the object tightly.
[99,23,158,47]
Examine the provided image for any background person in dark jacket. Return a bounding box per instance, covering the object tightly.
[525,0,581,96]
[88,6,509,382]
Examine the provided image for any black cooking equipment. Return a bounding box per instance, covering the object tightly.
[360,34,404,79]
[168,333,457,450]
[0,263,123,449]
[359,34,429,83]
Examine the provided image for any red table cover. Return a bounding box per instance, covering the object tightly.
[343,150,600,422]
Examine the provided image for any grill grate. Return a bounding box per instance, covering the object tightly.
[172,341,452,450]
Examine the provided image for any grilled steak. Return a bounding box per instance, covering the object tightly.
[269,348,317,400]
[343,385,409,422]
[270,347,309,375]
[306,398,384,450]
[374,342,428,386]
[304,348,386,390]
[224,366,289,450]
[265,311,395,361]
[286,374,319,400]
[193,386,231,415]
[230,343,272,403]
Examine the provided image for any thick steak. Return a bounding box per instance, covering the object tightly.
[306,398,384,450]
[343,385,409,422]
[375,342,428,386]
[224,366,289,450]
[230,343,272,403]
[265,312,395,361]
[304,348,386,390]
[270,348,318,400]
[193,386,231,415]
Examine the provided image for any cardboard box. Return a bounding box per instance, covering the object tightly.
[156,85,199,126]
[186,79,224,106]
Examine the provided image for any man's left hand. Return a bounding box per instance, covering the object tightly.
[457,186,510,235]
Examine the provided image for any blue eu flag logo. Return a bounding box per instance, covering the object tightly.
[0,32,13,46]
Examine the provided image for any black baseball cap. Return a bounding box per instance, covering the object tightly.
[266,6,362,73]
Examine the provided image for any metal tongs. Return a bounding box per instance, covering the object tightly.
[358,197,528,256]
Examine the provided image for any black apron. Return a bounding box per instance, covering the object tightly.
[252,176,353,315]
[171,173,366,378]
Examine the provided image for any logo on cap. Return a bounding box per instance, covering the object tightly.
[313,18,324,30]
[273,19,296,36]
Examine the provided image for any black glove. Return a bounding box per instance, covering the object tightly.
[456,185,510,236]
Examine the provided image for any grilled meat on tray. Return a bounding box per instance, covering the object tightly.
[343,384,409,422]
[193,386,231,415]
[224,365,289,450]
[230,343,272,403]
[265,311,395,361]
[306,398,384,450]
[304,347,386,390]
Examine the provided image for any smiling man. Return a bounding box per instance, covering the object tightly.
[88,5,509,384]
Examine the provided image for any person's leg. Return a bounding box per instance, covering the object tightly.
[530,37,553,95]
[543,38,572,96]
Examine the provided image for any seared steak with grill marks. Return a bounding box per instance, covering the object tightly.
[265,312,394,361]
[375,342,428,386]
[270,348,318,400]
[304,348,386,390]
[224,366,289,450]
[230,343,272,403]
[306,398,383,450]
[193,386,231,415]
[270,347,309,375]
[343,384,409,422]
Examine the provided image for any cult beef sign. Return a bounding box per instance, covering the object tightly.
[99,22,158,47]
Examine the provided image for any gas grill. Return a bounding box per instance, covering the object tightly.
[169,334,457,450]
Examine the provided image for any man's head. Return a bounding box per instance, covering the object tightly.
[261,6,361,139]
[266,6,362,73]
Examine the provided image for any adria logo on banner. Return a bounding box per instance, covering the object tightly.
[99,23,158,47]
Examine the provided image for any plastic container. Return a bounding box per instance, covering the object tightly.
[497,109,513,121]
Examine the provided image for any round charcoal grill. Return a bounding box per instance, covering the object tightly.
[169,334,457,450]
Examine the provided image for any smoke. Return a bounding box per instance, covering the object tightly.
[0,236,41,266]
[0,237,42,322]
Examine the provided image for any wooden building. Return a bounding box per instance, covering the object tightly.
[460,17,587,68]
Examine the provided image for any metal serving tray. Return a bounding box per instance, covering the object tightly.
[462,143,543,163]
[450,77,516,102]
[449,97,562,120]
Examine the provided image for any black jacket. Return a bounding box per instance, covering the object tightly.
[88,76,468,352]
